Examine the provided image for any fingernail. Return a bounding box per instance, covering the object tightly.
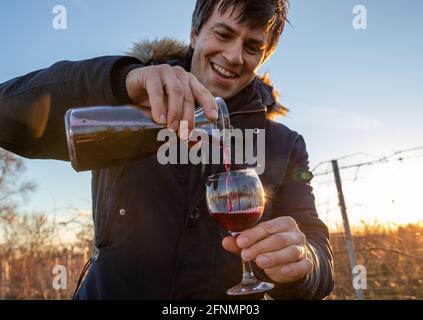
[257,255,269,267]
[281,266,292,275]
[209,109,218,120]
[159,114,167,124]
[237,236,248,247]
[241,250,251,261]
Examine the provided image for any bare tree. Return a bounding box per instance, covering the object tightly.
[0,149,36,215]
[0,149,94,299]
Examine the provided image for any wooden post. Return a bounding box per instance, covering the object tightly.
[332,160,365,300]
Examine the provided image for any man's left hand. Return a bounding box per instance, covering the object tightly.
[222,216,313,284]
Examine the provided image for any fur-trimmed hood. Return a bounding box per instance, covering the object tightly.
[127,38,190,65]
[126,38,286,117]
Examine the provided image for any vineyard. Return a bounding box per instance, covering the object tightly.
[0,211,422,299]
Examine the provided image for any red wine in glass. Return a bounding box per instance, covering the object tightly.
[209,206,263,233]
[223,140,233,212]
[206,169,274,295]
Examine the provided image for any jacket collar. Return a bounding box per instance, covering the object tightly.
[226,77,274,115]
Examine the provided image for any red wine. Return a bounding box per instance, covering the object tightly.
[210,206,264,233]
[223,142,232,212]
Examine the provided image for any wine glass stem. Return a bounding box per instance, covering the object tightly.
[241,260,257,285]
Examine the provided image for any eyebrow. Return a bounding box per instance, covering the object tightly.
[213,22,266,47]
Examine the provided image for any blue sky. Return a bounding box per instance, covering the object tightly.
[1,0,422,226]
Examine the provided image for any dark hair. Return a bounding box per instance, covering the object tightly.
[191,0,289,61]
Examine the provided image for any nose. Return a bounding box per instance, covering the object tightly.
[222,41,243,65]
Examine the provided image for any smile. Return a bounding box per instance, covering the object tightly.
[210,62,237,78]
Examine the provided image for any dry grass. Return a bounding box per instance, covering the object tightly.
[0,215,422,299]
[328,221,423,300]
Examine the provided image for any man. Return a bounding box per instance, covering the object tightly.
[0,0,334,299]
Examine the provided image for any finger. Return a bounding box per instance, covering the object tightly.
[240,232,303,262]
[145,72,167,125]
[125,68,149,104]
[264,258,312,284]
[138,96,151,107]
[236,216,298,249]
[252,244,306,269]
[222,236,241,254]
[279,259,313,281]
[179,104,194,141]
[178,72,195,140]
[163,71,184,132]
[188,75,218,120]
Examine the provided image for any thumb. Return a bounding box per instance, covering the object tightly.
[222,236,241,254]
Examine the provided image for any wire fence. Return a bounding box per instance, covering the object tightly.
[311,146,423,299]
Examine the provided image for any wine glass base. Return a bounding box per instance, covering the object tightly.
[226,280,275,296]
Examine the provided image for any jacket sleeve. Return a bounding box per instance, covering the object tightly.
[0,56,142,160]
[254,135,335,299]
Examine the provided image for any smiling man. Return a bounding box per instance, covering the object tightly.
[190,5,268,99]
[0,0,334,299]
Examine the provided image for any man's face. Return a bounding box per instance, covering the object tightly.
[190,5,269,99]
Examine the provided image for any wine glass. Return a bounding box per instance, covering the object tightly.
[206,168,275,295]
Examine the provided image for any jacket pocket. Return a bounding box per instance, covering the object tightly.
[94,165,126,248]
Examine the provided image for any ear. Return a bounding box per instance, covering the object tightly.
[190,29,197,48]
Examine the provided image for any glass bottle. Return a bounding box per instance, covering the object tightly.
[64,97,230,172]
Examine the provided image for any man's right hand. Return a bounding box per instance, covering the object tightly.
[125,65,218,140]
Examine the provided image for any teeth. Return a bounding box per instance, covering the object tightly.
[211,63,236,78]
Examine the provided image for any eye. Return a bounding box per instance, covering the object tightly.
[215,31,230,40]
[246,45,264,55]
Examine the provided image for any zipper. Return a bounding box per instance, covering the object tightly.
[228,107,267,117]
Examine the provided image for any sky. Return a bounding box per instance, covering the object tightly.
[1,0,422,230]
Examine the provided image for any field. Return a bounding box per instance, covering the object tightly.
[328,222,423,299]
[1,212,422,300]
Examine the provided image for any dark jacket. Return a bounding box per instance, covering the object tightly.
[0,39,334,300]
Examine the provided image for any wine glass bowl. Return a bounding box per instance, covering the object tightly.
[206,169,275,295]
[206,169,265,233]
